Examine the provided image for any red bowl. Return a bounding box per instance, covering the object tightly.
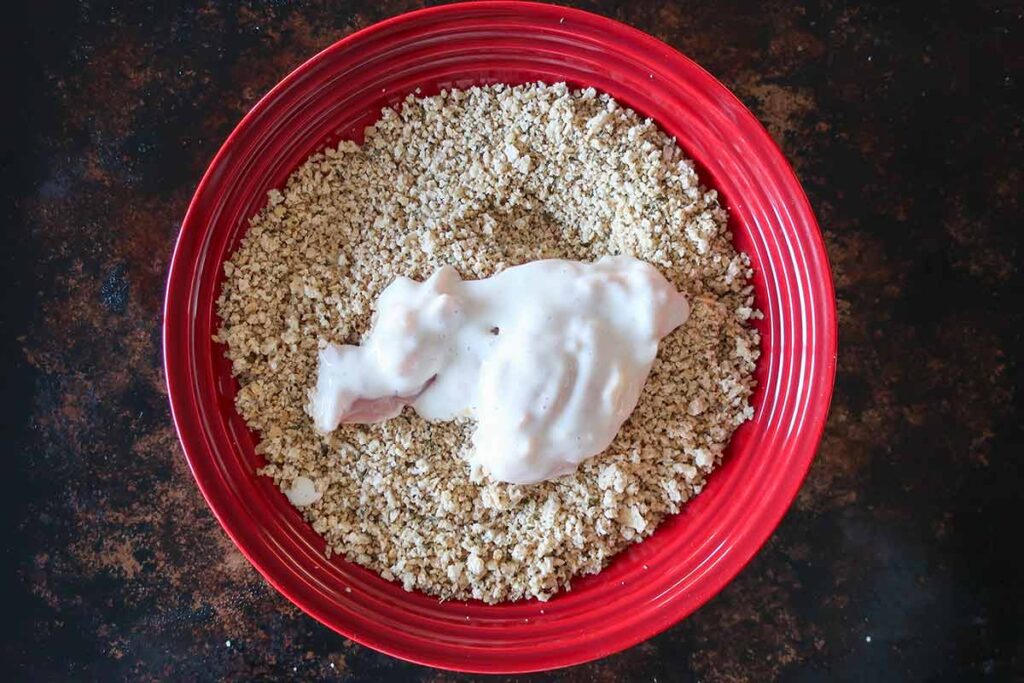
[164,1,836,673]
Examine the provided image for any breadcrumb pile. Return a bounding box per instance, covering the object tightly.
[216,83,759,603]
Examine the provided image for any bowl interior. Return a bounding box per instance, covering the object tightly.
[165,2,835,673]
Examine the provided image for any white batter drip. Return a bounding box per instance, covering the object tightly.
[309,255,690,484]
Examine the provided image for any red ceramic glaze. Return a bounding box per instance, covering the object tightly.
[163,2,836,673]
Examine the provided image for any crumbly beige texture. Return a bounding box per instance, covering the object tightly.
[215,83,760,603]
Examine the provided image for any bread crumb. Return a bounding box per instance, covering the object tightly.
[216,82,760,604]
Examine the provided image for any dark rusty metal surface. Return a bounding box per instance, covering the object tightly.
[4,1,1022,680]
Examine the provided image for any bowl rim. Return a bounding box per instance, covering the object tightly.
[164,0,837,672]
